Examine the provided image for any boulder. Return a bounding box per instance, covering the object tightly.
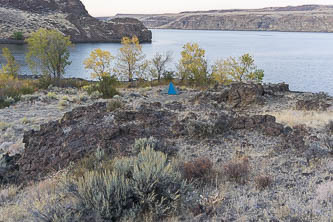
[227,83,265,108]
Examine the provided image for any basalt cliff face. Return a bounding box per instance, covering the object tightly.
[0,0,152,43]
[113,5,333,33]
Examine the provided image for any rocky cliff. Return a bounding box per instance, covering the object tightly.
[113,5,333,33]
[0,0,152,43]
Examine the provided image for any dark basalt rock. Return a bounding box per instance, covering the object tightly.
[296,98,331,111]
[194,83,268,108]
[19,102,175,182]
[0,153,20,185]
[227,83,265,108]
[0,0,152,43]
[230,115,285,136]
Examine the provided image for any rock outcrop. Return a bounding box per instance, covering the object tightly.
[113,5,333,33]
[0,0,152,43]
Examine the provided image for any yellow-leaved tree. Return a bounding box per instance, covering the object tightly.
[115,36,146,82]
[0,48,20,78]
[213,54,264,84]
[84,48,118,98]
[178,43,208,86]
[84,48,114,81]
[25,28,72,84]
[211,59,231,85]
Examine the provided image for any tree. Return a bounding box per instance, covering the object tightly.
[115,36,145,82]
[12,32,24,40]
[0,48,20,78]
[217,54,264,83]
[150,51,172,82]
[178,43,208,85]
[25,28,72,83]
[84,48,115,81]
[84,48,118,98]
[211,59,232,85]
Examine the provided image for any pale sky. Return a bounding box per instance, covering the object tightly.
[80,0,333,16]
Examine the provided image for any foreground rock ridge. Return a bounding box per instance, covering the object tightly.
[0,0,152,43]
[112,5,333,33]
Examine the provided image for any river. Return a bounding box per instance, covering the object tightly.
[1,29,333,94]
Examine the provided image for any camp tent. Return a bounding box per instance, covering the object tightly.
[161,82,180,95]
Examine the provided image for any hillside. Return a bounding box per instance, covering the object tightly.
[0,0,152,43]
[112,5,333,32]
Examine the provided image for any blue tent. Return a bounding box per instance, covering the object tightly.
[167,82,180,95]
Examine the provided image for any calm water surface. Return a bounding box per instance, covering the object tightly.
[1,29,333,94]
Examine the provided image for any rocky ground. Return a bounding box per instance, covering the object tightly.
[0,83,333,221]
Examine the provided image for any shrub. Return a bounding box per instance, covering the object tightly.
[98,75,119,98]
[0,74,36,108]
[68,146,189,221]
[255,175,273,190]
[133,137,178,156]
[182,157,215,185]
[11,32,24,40]
[106,98,123,112]
[224,157,250,184]
[47,92,57,100]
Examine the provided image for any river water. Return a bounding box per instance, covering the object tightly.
[1,29,333,94]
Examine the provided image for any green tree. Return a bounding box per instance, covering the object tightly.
[25,29,72,84]
[115,36,145,82]
[177,43,208,86]
[12,32,24,40]
[149,51,172,82]
[0,48,20,78]
[215,54,264,83]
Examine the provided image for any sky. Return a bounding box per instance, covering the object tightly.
[80,0,333,17]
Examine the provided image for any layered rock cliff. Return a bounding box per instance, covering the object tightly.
[0,0,152,43]
[113,5,333,33]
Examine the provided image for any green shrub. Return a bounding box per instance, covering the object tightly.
[11,32,24,40]
[98,75,119,98]
[68,146,189,221]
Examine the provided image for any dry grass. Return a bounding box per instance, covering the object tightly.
[266,110,333,128]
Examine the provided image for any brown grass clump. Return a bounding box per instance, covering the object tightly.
[266,110,333,128]
[255,175,273,190]
[182,157,216,185]
[224,157,250,184]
